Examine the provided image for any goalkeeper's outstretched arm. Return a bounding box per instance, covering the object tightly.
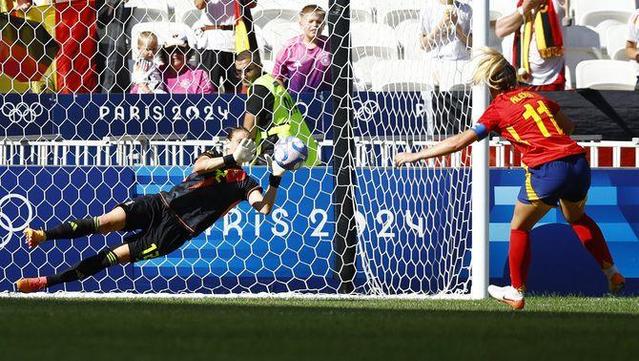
[249,154,286,215]
[394,129,478,167]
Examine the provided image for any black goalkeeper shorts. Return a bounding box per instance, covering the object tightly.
[117,194,192,262]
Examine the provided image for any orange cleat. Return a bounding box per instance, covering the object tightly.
[608,272,625,295]
[23,227,46,249]
[15,277,48,293]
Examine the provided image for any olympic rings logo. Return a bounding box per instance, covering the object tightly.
[0,102,44,124]
[0,194,33,250]
[353,99,380,122]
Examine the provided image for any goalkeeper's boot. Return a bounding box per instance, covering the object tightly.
[23,227,46,249]
[608,272,625,295]
[15,277,47,293]
[487,285,525,310]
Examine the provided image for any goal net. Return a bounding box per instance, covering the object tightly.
[0,0,485,297]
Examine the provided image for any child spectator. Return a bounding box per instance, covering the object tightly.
[130,31,165,94]
[272,5,331,94]
[161,32,213,94]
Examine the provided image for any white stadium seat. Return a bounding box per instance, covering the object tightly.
[261,20,302,60]
[580,10,632,29]
[563,25,604,89]
[353,56,385,90]
[251,0,329,29]
[576,59,638,90]
[351,23,399,62]
[374,0,421,28]
[605,24,631,61]
[594,19,625,48]
[395,20,423,60]
[490,0,513,21]
[571,0,635,26]
[370,60,434,91]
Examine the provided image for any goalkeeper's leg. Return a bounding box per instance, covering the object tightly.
[23,206,127,248]
[16,243,131,293]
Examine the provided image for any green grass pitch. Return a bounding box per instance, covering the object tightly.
[1,296,638,360]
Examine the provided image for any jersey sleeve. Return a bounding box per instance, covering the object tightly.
[241,176,262,200]
[473,103,502,140]
[246,85,275,128]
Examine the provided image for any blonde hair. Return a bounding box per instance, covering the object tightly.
[471,47,517,92]
[137,31,158,48]
[300,4,326,19]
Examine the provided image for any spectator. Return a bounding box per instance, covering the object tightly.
[235,50,319,166]
[625,9,639,91]
[161,33,213,94]
[193,0,241,93]
[496,0,567,91]
[130,31,165,94]
[272,4,331,94]
[419,0,472,60]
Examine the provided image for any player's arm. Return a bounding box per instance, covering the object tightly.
[192,139,256,174]
[394,129,478,167]
[248,155,286,215]
[553,110,575,135]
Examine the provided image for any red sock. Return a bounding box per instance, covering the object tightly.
[509,229,531,290]
[570,214,613,269]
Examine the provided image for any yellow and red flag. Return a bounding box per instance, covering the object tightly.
[0,0,97,93]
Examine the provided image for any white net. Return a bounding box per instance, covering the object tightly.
[0,0,479,296]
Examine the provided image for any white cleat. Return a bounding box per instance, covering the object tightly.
[488,285,526,310]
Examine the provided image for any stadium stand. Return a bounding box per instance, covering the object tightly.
[605,24,631,60]
[571,0,635,27]
[576,59,638,90]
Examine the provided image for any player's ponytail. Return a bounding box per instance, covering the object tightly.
[471,47,517,92]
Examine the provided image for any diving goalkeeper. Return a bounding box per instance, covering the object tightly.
[16,127,286,293]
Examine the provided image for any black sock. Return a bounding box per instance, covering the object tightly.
[44,217,100,240]
[46,249,119,287]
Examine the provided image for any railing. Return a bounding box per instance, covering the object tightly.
[1,136,638,168]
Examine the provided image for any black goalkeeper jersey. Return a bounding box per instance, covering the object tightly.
[159,149,262,235]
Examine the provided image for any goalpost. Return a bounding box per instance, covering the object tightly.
[0,0,488,298]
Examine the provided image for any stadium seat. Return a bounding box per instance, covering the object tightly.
[370,60,434,91]
[571,0,635,26]
[350,2,375,23]
[351,23,399,62]
[251,0,330,29]
[261,20,302,59]
[594,19,625,48]
[374,0,421,28]
[580,10,632,29]
[605,24,630,60]
[181,8,202,28]
[564,25,604,88]
[575,59,638,90]
[395,20,422,60]
[353,56,384,90]
[490,0,513,20]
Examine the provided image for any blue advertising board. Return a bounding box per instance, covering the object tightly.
[1,92,430,139]
[0,166,636,295]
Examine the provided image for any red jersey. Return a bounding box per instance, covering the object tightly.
[478,89,585,168]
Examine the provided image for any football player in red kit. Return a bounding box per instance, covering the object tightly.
[395,48,624,310]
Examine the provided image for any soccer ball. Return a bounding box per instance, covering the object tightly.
[274,136,308,170]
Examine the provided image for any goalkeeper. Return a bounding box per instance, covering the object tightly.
[16,127,286,293]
